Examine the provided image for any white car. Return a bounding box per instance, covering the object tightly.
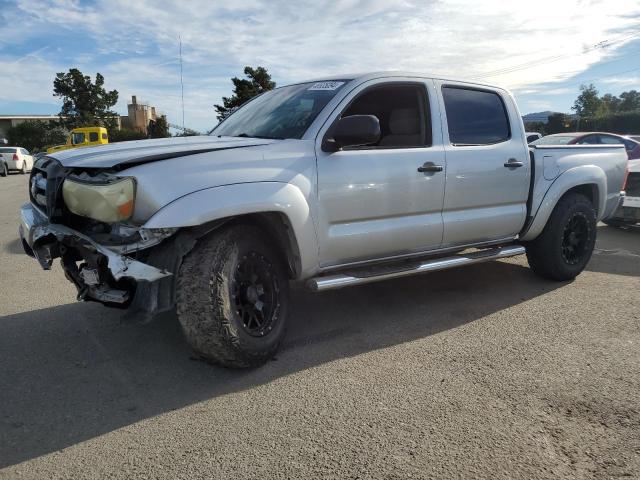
[0,147,34,176]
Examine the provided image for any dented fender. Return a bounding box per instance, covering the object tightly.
[142,182,320,278]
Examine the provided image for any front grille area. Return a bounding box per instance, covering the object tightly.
[626,172,640,197]
[29,157,68,219]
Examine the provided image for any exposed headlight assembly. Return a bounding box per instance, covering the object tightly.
[63,177,136,223]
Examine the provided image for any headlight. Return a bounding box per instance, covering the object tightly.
[63,177,136,223]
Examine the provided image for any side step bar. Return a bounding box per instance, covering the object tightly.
[308,245,526,292]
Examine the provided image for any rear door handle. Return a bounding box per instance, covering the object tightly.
[418,162,443,173]
[504,158,524,168]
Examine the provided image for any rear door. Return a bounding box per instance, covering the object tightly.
[435,82,530,247]
[315,78,446,267]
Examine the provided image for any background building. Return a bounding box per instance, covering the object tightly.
[0,115,60,140]
[120,96,159,133]
[1,95,161,142]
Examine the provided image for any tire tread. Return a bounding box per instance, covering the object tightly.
[525,192,596,281]
[176,225,287,368]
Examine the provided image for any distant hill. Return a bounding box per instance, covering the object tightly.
[522,111,577,124]
[522,111,558,124]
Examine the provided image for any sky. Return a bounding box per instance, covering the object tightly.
[0,0,639,132]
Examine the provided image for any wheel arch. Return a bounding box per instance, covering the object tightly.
[210,211,303,279]
[521,165,606,241]
[143,182,318,279]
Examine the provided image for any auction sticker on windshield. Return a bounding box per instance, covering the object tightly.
[308,81,345,91]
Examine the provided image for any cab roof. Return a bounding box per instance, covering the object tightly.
[299,71,507,91]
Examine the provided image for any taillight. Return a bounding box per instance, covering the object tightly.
[12,153,18,161]
[622,161,629,191]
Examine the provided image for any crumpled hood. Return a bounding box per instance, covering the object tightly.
[49,135,275,169]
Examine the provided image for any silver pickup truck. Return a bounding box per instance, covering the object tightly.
[19,72,627,368]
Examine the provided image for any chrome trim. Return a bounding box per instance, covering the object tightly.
[308,245,525,291]
[19,202,170,282]
[318,236,517,273]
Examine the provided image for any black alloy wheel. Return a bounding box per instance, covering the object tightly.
[561,212,590,265]
[232,251,281,337]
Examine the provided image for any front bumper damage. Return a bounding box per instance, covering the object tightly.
[19,202,171,306]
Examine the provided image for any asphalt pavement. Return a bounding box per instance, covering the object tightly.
[0,172,638,479]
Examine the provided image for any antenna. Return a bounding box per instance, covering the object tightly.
[179,35,185,133]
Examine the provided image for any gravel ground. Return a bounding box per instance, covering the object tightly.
[0,173,638,479]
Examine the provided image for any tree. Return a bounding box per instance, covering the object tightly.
[572,84,601,117]
[7,120,67,152]
[618,90,640,112]
[523,121,546,136]
[148,115,170,138]
[214,66,275,121]
[546,113,573,134]
[53,68,119,130]
[597,93,621,116]
[109,128,147,143]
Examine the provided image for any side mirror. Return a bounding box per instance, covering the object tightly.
[323,115,381,152]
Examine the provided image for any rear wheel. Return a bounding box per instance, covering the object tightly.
[177,225,290,368]
[0,163,7,177]
[525,193,597,281]
[20,162,27,174]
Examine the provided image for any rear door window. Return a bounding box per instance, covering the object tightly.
[598,135,624,145]
[623,139,638,151]
[577,135,600,144]
[442,87,510,145]
[89,132,99,142]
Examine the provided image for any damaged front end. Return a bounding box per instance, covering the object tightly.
[19,156,177,313]
[19,203,173,305]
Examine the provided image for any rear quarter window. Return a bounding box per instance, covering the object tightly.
[442,87,510,145]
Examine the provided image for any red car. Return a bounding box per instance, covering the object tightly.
[532,132,640,160]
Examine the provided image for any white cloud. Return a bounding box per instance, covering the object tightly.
[1,0,639,129]
[601,75,640,87]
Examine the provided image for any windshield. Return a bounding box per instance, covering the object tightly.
[0,148,16,153]
[531,135,576,145]
[72,132,85,144]
[211,80,349,140]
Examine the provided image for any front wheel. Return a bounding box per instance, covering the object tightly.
[20,162,27,174]
[177,225,290,368]
[525,192,597,281]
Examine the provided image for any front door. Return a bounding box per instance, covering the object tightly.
[315,79,446,267]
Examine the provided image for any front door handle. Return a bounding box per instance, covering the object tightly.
[418,162,443,173]
[504,158,524,168]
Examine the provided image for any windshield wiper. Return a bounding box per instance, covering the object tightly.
[233,133,284,140]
